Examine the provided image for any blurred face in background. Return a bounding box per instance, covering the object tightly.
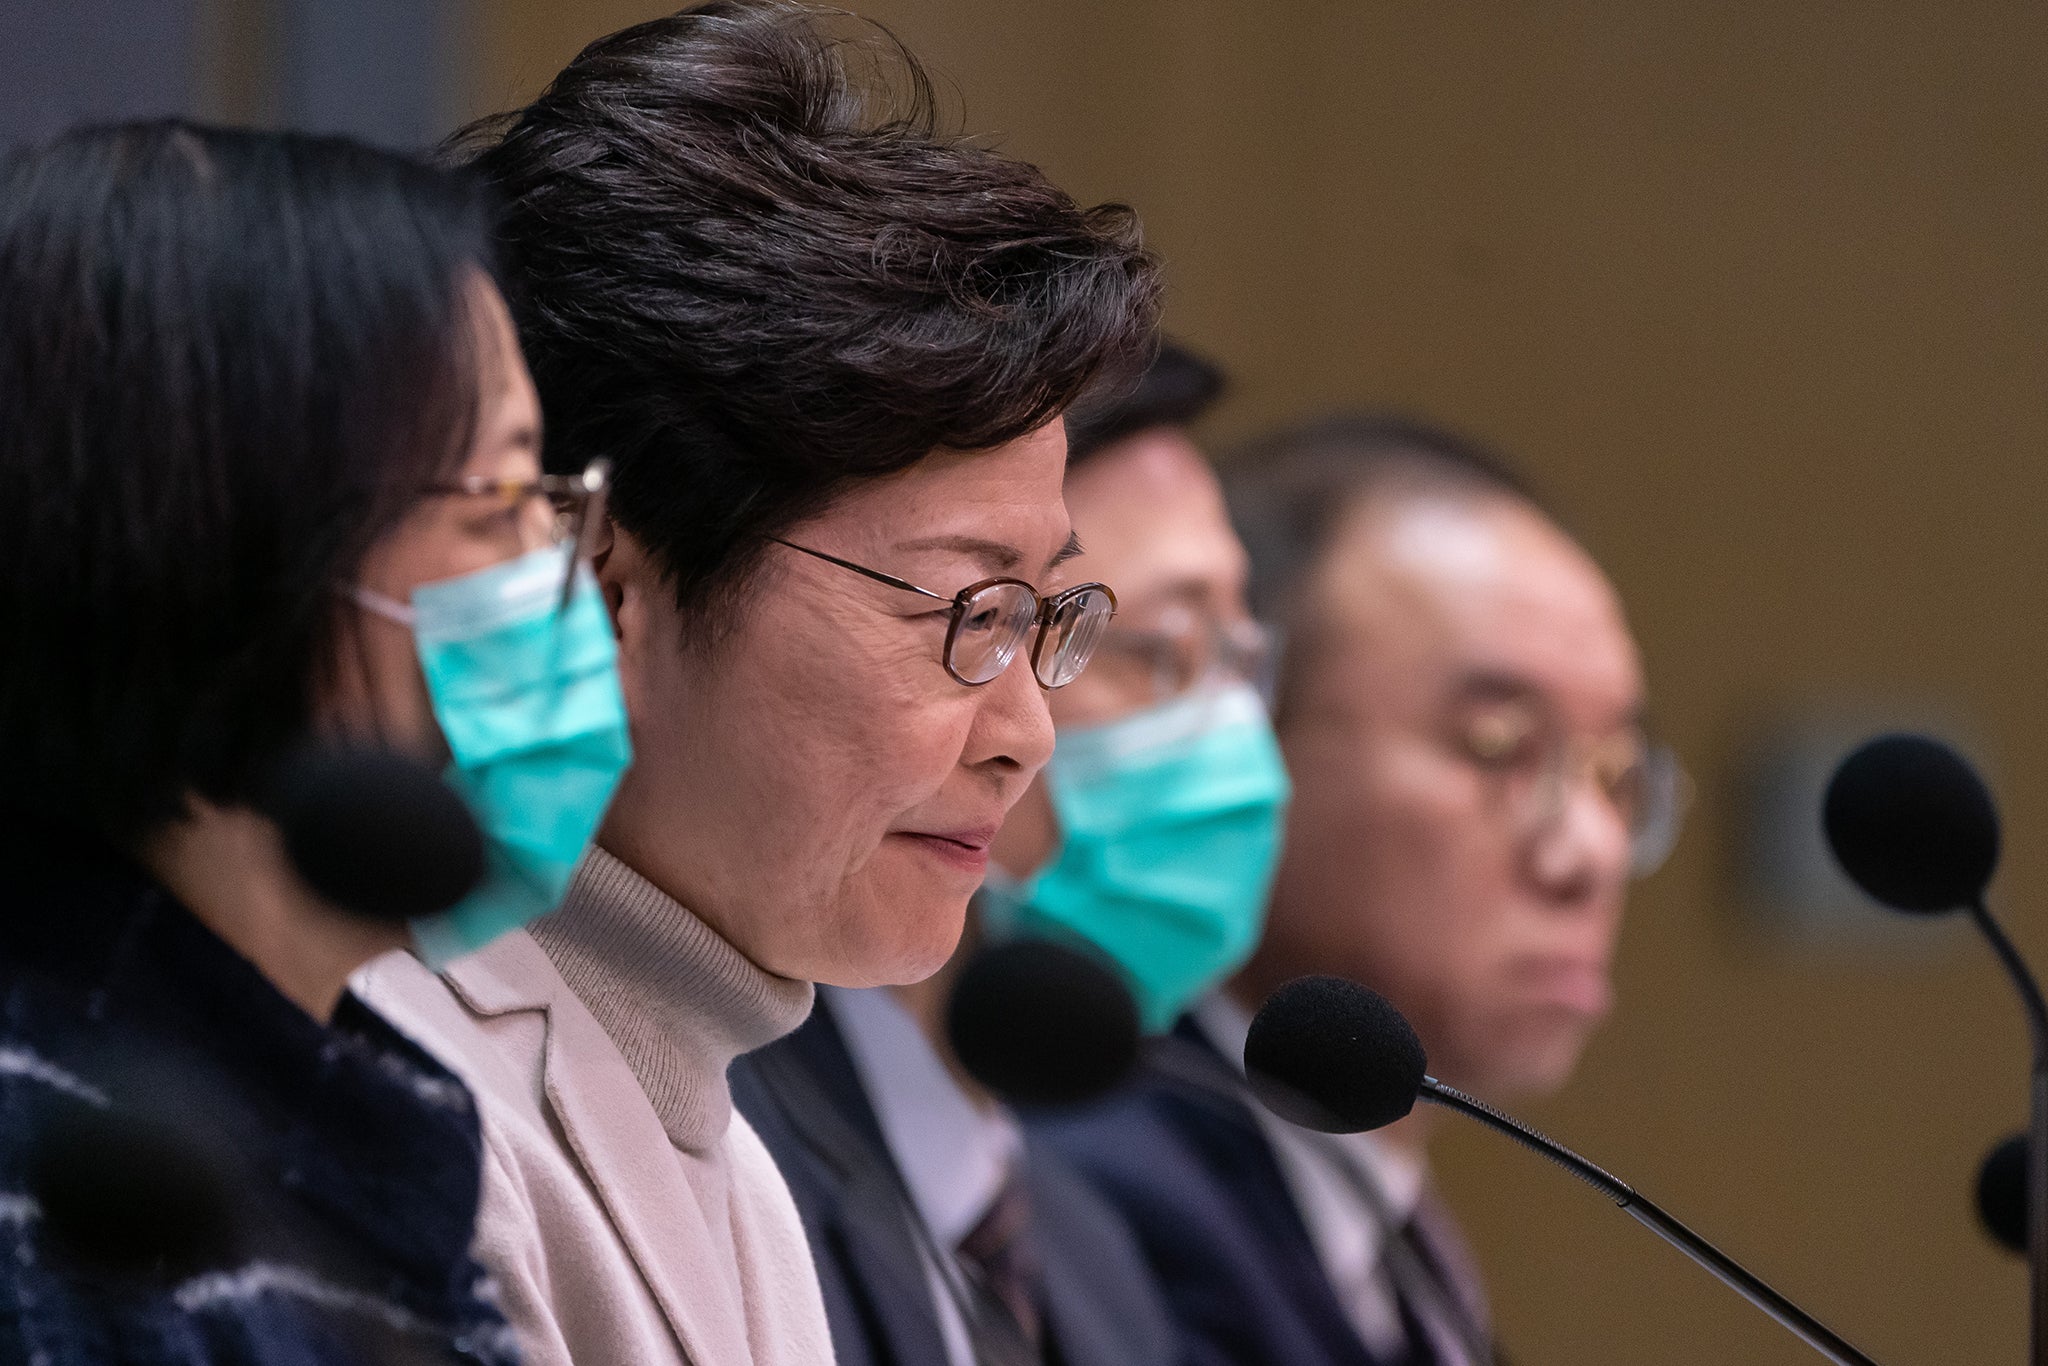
[1245,490,1645,1103]
[337,281,550,761]
[991,426,1258,876]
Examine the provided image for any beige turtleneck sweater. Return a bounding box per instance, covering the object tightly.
[529,849,815,1150]
[356,848,835,1366]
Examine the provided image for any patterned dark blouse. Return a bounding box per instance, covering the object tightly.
[0,852,520,1365]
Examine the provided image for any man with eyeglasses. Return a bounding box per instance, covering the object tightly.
[732,340,1284,1366]
[1040,413,1681,1366]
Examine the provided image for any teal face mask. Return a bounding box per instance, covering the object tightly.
[980,681,1291,1032]
[358,543,631,966]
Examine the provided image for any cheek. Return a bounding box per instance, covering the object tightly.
[723,605,982,880]
[319,615,441,761]
[1276,741,1507,1000]
[794,626,977,835]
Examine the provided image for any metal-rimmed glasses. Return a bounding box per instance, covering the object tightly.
[1456,707,1691,877]
[423,457,612,609]
[771,538,1118,688]
[1087,605,1278,707]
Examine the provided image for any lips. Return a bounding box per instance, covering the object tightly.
[890,823,1000,875]
[898,822,998,851]
[1512,956,1614,1019]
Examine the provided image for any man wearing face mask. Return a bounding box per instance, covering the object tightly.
[1042,414,1684,1366]
[733,340,1289,1366]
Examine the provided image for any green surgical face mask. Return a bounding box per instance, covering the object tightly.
[357,542,631,966]
[981,681,1291,1032]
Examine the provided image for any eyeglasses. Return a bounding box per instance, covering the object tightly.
[771,539,1117,688]
[424,458,611,608]
[1086,606,1276,705]
[1455,707,1691,877]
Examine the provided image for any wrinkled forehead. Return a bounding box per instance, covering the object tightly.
[1303,491,1644,724]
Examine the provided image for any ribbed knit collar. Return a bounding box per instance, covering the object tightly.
[527,847,814,1152]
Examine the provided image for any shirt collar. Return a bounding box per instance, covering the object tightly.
[1192,990,1428,1220]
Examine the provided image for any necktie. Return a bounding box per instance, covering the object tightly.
[956,1161,1044,1352]
[1391,1197,1495,1366]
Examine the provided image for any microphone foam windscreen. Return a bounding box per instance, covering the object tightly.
[946,937,1140,1109]
[1977,1132,2027,1255]
[266,745,485,922]
[29,1103,241,1282]
[1822,733,2000,913]
[1245,975,1426,1134]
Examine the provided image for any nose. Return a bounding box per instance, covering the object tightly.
[962,649,1058,786]
[1524,770,1634,909]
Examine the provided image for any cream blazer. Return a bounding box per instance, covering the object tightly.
[357,934,836,1366]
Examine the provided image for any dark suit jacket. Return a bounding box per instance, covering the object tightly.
[731,998,1182,1366]
[1027,1025,1402,1366]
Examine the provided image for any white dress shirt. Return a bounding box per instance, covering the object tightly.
[1192,992,1482,1365]
[827,984,1024,1366]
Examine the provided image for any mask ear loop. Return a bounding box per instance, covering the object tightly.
[346,584,417,628]
[333,584,419,755]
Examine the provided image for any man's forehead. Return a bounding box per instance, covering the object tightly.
[1065,428,1247,600]
[1310,492,1643,707]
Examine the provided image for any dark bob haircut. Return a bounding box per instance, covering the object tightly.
[1064,339,1225,468]
[0,121,498,845]
[457,0,1161,625]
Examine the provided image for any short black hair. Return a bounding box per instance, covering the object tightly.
[1064,338,1226,467]
[1221,412,1540,628]
[457,0,1161,628]
[0,121,498,845]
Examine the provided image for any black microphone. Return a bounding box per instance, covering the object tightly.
[1246,976,1882,1366]
[263,744,485,922]
[1980,1132,2028,1255]
[946,937,1140,1109]
[28,1098,242,1284]
[1824,732,2048,1364]
[1822,733,1999,915]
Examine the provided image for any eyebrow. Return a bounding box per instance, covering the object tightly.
[1450,667,1647,729]
[894,531,1085,580]
[1449,669,1543,706]
[1049,531,1085,572]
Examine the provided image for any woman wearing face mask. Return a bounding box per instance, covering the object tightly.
[0,121,628,1364]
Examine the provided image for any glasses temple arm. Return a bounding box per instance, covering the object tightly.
[768,538,954,604]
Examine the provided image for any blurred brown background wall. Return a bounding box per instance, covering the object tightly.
[471,6,2048,1362]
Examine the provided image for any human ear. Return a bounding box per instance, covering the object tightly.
[587,516,625,630]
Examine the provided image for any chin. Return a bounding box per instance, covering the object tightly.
[814,885,972,989]
[1493,1033,1596,1101]
[1450,1014,1598,1103]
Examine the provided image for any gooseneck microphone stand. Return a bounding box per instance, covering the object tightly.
[1418,1076,1880,1366]
[1967,898,2048,1366]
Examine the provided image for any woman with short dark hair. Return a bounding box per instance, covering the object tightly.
[355,3,1160,1363]
[0,121,629,1363]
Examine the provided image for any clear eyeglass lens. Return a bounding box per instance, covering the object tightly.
[1515,730,1687,876]
[1218,620,1275,684]
[948,583,1039,684]
[1036,587,1116,688]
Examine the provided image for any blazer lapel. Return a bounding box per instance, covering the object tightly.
[1030,1167,1128,1366]
[751,1007,955,1366]
[1155,1026,1388,1366]
[444,931,749,1366]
